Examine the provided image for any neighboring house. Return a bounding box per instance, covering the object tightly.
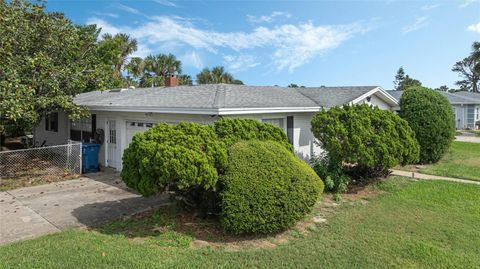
[388,90,480,130]
[34,81,398,170]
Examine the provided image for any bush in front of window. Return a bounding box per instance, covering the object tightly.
[220,140,324,234]
[214,118,292,152]
[400,87,456,164]
[311,104,420,193]
[121,122,228,196]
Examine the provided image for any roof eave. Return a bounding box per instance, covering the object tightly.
[85,105,322,115]
[350,86,399,107]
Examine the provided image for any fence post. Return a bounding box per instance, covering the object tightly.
[66,143,71,172]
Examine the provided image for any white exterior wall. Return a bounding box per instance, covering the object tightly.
[93,111,324,170]
[226,112,322,161]
[33,111,70,146]
[93,111,217,170]
[366,95,391,110]
[452,105,465,129]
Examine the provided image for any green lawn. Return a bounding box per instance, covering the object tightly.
[1,177,480,268]
[465,130,480,137]
[419,141,480,181]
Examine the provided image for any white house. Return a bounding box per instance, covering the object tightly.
[388,90,480,130]
[34,82,399,170]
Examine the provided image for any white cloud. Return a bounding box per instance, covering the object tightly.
[87,16,367,72]
[180,51,203,69]
[223,55,260,72]
[153,0,178,7]
[421,4,441,11]
[460,0,479,7]
[92,12,119,18]
[117,4,142,15]
[87,17,122,35]
[467,22,480,33]
[402,16,428,34]
[247,11,291,24]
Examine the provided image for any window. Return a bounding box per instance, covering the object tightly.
[45,112,58,132]
[262,118,285,130]
[70,116,94,142]
[71,117,92,132]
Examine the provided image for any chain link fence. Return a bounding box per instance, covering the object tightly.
[0,142,82,185]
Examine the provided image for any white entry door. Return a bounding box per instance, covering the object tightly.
[106,119,117,168]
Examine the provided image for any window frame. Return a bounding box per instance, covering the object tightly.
[45,112,59,132]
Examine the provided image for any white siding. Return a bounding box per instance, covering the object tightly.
[224,112,321,161]
[33,111,70,146]
[93,111,216,170]
[356,93,392,110]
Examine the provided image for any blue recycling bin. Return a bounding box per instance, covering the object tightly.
[82,143,100,173]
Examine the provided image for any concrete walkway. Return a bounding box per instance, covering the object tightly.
[0,171,169,246]
[391,169,480,186]
[455,135,480,144]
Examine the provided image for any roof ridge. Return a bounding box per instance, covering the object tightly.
[295,88,322,106]
[212,84,226,108]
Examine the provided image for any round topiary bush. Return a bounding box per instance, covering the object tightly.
[220,140,324,235]
[214,118,292,152]
[400,87,456,164]
[121,122,228,196]
[311,104,420,178]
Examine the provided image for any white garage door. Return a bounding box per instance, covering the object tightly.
[126,121,155,146]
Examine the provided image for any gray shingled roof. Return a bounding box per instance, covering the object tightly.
[387,90,480,105]
[454,91,480,102]
[74,84,381,110]
[298,86,377,108]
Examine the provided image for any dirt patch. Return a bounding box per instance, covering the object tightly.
[94,184,386,250]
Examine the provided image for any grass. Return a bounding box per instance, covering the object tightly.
[1,176,480,268]
[465,130,480,137]
[399,141,480,181]
[0,173,79,191]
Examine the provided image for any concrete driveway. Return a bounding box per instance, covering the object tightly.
[455,135,480,143]
[0,171,169,246]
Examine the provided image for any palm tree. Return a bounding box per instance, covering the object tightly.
[125,57,145,79]
[179,74,193,86]
[196,66,241,84]
[196,68,213,84]
[99,33,138,79]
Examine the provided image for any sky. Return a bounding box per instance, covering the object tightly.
[47,0,480,90]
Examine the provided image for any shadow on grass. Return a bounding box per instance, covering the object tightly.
[72,197,272,247]
[71,178,406,248]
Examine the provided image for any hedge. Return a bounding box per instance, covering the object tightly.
[400,87,456,164]
[214,118,292,152]
[311,104,420,171]
[220,140,324,234]
[121,122,227,196]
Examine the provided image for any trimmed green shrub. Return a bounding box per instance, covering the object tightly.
[311,104,420,181]
[121,122,227,196]
[220,140,324,234]
[214,118,292,151]
[400,87,456,164]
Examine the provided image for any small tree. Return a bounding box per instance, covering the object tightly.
[393,67,406,91]
[0,0,121,139]
[452,42,480,93]
[400,87,456,164]
[393,66,422,91]
[311,104,419,188]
